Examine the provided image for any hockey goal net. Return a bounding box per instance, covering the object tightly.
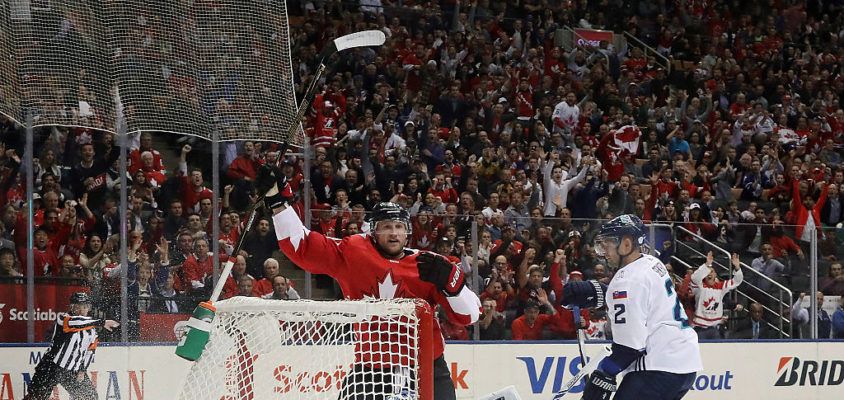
[178,297,435,400]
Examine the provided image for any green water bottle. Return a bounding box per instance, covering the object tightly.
[175,301,216,361]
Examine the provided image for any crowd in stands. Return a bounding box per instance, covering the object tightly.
[2,0,844,341]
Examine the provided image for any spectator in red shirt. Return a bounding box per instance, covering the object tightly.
[19,227,60,276]
[253,257,281,297]
[226,141,265,210]
[227,141,264,182]
[511,300,555,340]
[139,151,167,188]
[128,132,165,174]
[182,238,214,292]
[177,145,214,213]
[480,278,511,314]
[222,255,259,299]
[428,172,459,204]
[766,220,806,260]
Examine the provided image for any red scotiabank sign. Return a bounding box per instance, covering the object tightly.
[574,29,614,48]
[0,283,87,342]
[140,313,190,341]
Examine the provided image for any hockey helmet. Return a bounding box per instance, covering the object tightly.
[594,214,646,257]
[69,292,92,305]
[368,202,411,233]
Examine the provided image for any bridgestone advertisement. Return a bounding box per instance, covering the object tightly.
[0,342,842,399]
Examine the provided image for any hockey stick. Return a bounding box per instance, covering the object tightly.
[550,343,612,400]
[573,306,587,368]
[284,30,386,148]
[176,30,387,361]
[210,30,387,302]
[213,29,387,296]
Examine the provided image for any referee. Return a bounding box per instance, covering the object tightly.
[24,292,119,400]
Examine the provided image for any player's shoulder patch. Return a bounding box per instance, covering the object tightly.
[635,254,667,277]
[650,262,668,278]
[612,290,628,300]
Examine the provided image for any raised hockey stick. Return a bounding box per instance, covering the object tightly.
[176,30,387,361]
[284,30,386,149]
[210,30,388,303]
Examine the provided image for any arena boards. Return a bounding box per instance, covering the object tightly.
[1,341,842,399]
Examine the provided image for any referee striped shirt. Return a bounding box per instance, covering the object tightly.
[42,313,102,372]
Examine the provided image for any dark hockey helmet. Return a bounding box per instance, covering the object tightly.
[368,202,411,234]
[594,214,646,256]
[69,292,92,305]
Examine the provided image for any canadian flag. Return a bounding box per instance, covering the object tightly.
[612,125,642,155]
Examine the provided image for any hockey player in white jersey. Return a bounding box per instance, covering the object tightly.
[561,215,702,400]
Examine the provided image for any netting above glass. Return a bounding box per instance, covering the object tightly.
[0,0,302,144]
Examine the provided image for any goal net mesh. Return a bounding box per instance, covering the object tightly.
[179,297,425,400]
[0,0,302,144]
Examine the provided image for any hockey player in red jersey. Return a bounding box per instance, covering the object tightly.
[256,165,481,400]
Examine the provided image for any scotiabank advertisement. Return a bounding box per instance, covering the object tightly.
[0,284,87,342]
[0,342,842,399]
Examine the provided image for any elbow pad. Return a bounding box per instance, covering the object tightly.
[598,343,644,376]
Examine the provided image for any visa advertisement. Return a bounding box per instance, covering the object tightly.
[0,342,842,399]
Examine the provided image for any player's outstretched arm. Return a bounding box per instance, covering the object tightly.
[416,252,481,324]
[257,165,346,275]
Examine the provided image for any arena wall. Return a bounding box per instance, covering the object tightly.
[0,341,842,399]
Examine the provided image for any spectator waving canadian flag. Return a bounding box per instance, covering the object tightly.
[612,125,642,155]
[598,125,641,182]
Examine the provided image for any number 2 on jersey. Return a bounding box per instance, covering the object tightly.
[665,278,691,328]
[614,304,626,324]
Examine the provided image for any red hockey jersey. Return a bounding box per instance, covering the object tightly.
[273,208,480,365]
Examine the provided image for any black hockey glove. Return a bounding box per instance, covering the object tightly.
[582,369,616,400]
[416,252,464,297]
[561,280,607,309]
[256,164,292,209]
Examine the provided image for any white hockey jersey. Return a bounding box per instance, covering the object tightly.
[689,263,743,327]
[606,254,703,375]
[552,101,579,134]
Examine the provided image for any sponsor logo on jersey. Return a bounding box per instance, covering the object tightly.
[0,303,4,325]
[612,291,627,300]
[774,357,844,386]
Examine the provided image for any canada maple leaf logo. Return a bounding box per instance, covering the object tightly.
[365,270,406,300]
[703,297,719,311]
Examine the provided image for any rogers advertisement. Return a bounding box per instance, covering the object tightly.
[574,28,614,48]
[0,283,88,342]
[1,343,843,399]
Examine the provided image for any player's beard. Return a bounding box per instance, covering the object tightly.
[372,236,408,259]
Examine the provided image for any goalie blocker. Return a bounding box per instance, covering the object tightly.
[261,167,480,400]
